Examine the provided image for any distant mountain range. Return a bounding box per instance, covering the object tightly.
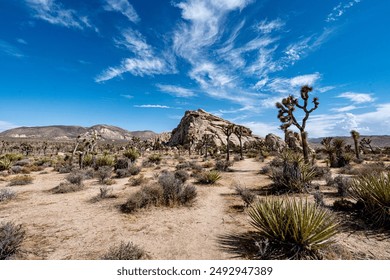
[0,125,157,141]
[310,135,390,148]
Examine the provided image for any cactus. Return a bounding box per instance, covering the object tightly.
[276,85,319,163]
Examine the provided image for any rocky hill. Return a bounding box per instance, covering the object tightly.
[0,125,157,141]
[168,109,262,147]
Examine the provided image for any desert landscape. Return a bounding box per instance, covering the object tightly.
[1,108,390,260]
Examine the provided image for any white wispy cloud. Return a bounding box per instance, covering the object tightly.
[121,94,134,99]
[134,105,171,109]
[95,57,171,82]
[156,84,195,98]
[0,121,18,132]
[338,92,374,103]
[16,38,28,45]
[25,0,97,31]
[326,0,362,22]
[114,28,153,57]
[0,40,24,58]
[331,105,359,112]
[96,27,176,82]
[104,0,139,23]
[256,18,285,34]
[241,121,282,137]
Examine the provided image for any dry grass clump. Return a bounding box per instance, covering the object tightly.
[115,165,141,178]
[349,173,390,228]
[129,174,147,186]
[121,172,197,213]
[333,175,351,197]
[197,170,221,184]
[98,185,116,199]
[102,241,145,260]
[51,182,84,194]
[248,198,339,259]
[8,175,33,186]
[0,221,26,260]
[66,171,85,186]
[147,154,162,164]
[340,162,389,177]
[0,188,16,202]
[174,170,189,183]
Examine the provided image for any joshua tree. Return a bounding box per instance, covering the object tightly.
[276,85,319,164]
[350,130,360,159]
[360,137,375,154]
[234,125,245,160]
[202,133,213,159]
[223,124,235,161]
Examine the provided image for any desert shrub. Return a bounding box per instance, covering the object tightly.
[10,166,23,174]
[66,171,84,186]
[179,184,197,205]
[0,189,16,202]
[313,191,325,207]
[102,241,145,260]
[202,161,214,168]
[176,161,191,170]
[34,157,52,167]
[324,173,334,186]
[128,165,141,176]
[51,182,84,194]
[114,158,128,170]
[215,160,233,172]
[269,156,284,168]
[333,175,351,197]
[235,185,255,207]
[0,221,26,260]
[95,154,115,168]
[269,153,316,193]
[259,165,271,175]
[349,173,390,227]
[158,172,196,206]
[333,199,356,212]
[83,167,95,179]
[123,148,140,163]
[174,170,189,183]
[116,169,130,178]
[120,184,163,213]
[129,174,146,186]
[58,165,72,174]
[148,154,162,164]
[312,166,331,179]
[0,157,12,171]
[14,159,30,167]
[25,165,44,172]
[82,154,94,167]
[99,185,115,199]
[96,166,112,184]
[342,162,388,177]
[8,175,33,186]
[248,198,338,259]
[197,170,221,184]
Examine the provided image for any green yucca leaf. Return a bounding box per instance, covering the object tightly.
[248,197,339,258]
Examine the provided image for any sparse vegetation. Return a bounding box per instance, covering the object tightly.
[269,152,316,193]
[349,173,390,228]
[8,175,33,186]
[102,241,145,260]
[248,198,338,259]
[96,166,113,184]
[0,188,16,202]
[234,184,255,207]
[0,221,26,260]
[197,170,221,184]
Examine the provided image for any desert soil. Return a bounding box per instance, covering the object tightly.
[1,156,390,260]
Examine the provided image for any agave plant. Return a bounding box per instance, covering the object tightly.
[197,170,221,184]
[349,173,390,227]
[248,197,339,259]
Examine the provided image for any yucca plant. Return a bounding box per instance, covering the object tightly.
[197,170,221,184]
[248,197,339,259]
[349,173,390,227]
[269,152,316,193]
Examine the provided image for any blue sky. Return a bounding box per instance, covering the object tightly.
[0,0,389,137]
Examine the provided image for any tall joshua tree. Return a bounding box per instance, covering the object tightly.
[350,130,360,160]
[276,85,319,163]
[234,125,245,160]
[223,124,235,161]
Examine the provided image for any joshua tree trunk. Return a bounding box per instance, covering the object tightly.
[301,131,309,164]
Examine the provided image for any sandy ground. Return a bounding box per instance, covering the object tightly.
[1,156,390,260]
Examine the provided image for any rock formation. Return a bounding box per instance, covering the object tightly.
[168,109,261,148]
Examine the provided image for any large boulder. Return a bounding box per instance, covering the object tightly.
[168,109,262,148]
